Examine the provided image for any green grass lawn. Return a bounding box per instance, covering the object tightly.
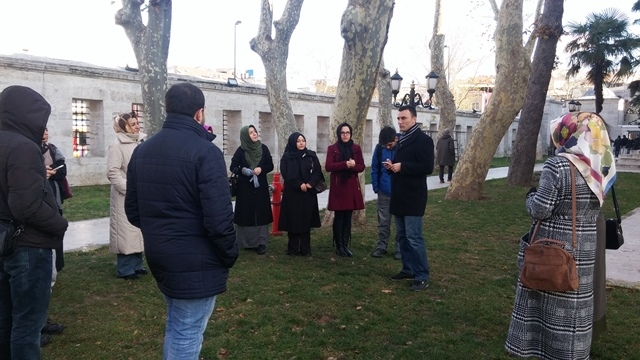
[46,172,640,359]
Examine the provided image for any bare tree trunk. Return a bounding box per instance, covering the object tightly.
[115,0,171,136]
[507,0,564,186]
[322,0,395,226]
[446,0,530,200]
[430,0,457,141]
[250,0,304,157]
[376,59,395,128]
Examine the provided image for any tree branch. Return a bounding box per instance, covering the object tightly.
[524,0,544,57]
[115,0,146,50]
[250,0,275,55]
[273,0,304,45]
[488,0,500,21]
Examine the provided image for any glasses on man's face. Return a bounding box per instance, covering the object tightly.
[340,132,351,135]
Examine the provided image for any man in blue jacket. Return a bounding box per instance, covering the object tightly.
[125,83,238,359]
[370,126,401,260]
[384,105,434,292]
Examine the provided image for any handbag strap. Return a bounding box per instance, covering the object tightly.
[611,185,622,224]
[531,164,577,250]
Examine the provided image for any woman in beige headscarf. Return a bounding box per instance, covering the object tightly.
[107,112,147,279]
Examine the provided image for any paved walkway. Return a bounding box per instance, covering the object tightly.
[64,164,640,288]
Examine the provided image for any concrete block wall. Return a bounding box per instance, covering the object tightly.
[0,54,546,187]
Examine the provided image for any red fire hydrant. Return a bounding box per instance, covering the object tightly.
[270,172,284,236]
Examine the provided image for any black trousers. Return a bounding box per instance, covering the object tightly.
[439,165,453,181]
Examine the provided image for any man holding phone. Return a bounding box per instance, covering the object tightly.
[384,105,434,292]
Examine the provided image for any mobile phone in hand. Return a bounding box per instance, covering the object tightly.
[52,164,65,171]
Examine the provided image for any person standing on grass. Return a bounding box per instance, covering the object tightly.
[325,122,365,257]
[370,126,401,260]
[107,112,147,280]
[385,105,434,292]
[278,132,323,256]
[230,125,274,255]
[0,85,69,359]
[125,83,238,360]
[435,128,455,183]
[505,112,615,359]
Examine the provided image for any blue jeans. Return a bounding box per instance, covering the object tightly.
[396,216,430,282]
[376,193,400,254]
[163,295,217,360]
[117,252,144,277]
[0,247,53,359]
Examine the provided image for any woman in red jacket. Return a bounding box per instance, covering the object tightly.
[325,122,365,257]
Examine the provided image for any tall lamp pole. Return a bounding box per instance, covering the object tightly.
[234,20,242,79]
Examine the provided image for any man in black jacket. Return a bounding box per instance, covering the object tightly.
[0,85,69,358]
[384,105,434,292]
[125,83,238,359]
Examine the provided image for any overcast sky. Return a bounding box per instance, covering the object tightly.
[0,0,638,89]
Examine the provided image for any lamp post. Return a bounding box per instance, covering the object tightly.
[390,69,439,109]
[233,20,242,79]
[568,100,582,112]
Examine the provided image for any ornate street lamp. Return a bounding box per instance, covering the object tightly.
[568,99,582,112]
[390,69,439,109]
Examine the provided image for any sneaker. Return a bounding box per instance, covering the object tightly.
[40,334,52,347]
[410,280,429,291]
[371,249,387,258]
[394,252,402,260]
[257,244,266,255]
[390,272,414,281]
[42,318,65,335]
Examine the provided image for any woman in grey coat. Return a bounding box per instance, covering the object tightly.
[107,112,147,279]
[435,129,455,183]
[505,112,616,359]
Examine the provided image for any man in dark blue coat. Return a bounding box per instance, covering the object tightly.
[384,105,434,292]
[125,83,238,359]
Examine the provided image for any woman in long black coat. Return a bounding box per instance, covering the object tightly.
[230,125,273,255]
[278,132,322,256]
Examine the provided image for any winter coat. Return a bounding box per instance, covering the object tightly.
[125,113,238,299]
[390,127,434,216]
[436,134,455,166]
[43,143,68,209]
[107,132,146,255]
[0,85,68,249]
[230,144,274,227]
[371,144,395,196]
[278,150,322,233]
[325,143,365,211]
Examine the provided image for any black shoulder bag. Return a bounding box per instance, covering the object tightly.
[605,186,624,250]
[0,218,23,257]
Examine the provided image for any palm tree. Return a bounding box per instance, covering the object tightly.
[565,8,640,114]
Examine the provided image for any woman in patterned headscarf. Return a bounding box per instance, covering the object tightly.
[107,111,147,279]
[506,112,616,359]
[230,125,273,255]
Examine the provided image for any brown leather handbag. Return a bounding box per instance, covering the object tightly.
[520,165,579,292]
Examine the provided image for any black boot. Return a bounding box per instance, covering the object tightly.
[334,235,347,257]
[342,228,353,257]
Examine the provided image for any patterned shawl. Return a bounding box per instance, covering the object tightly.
[550,112,616,205]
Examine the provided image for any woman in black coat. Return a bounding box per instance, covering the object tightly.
[278,132,322,256]
[230,125,274,255]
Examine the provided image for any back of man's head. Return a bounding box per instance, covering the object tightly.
[165,83,205,117]
[379,126,397,144]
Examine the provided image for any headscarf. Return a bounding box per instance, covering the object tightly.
[550,112,616,205]
[240,125,262,168]
[113,112,140,140]
[336,122,354,179]
[284,132,307,158]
